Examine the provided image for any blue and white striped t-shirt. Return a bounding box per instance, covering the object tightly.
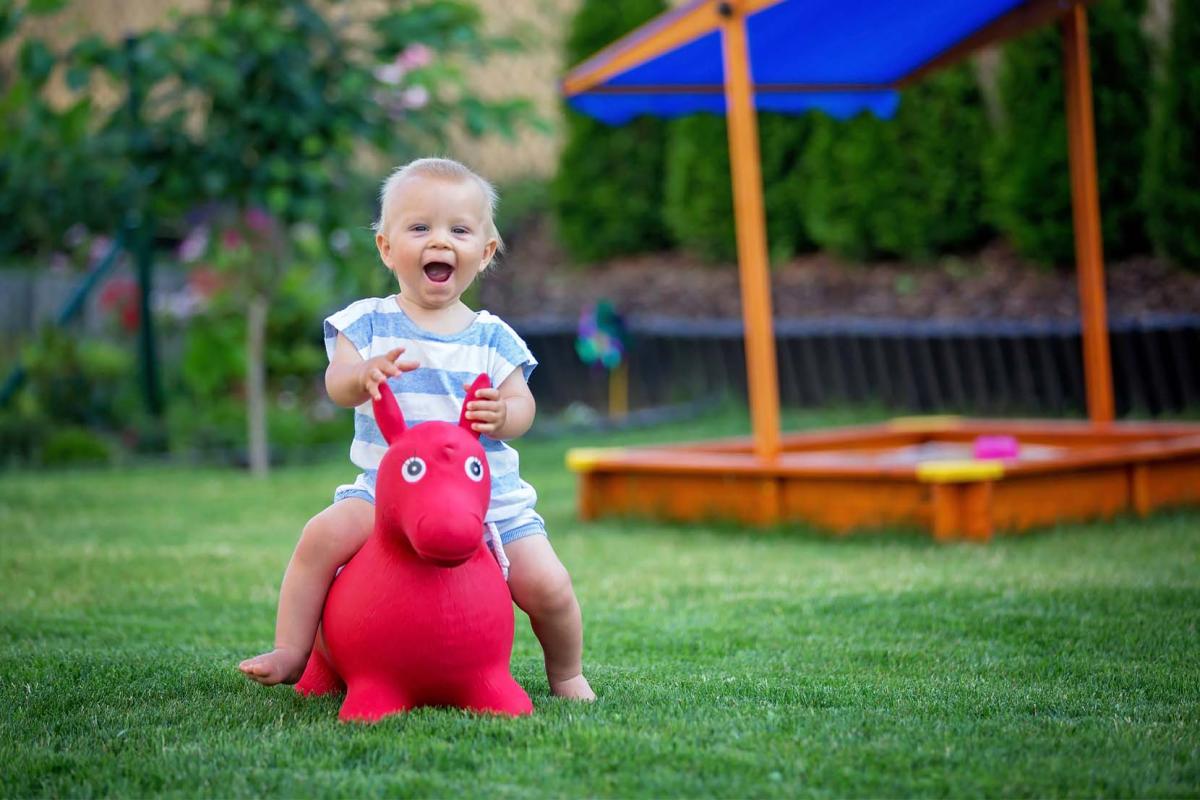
[324,296,539,522]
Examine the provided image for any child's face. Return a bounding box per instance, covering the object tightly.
[375,174,498,312]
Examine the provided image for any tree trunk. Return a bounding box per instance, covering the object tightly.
[246,292,270,476]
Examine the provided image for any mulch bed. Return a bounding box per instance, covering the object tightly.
[481,221,1200,324]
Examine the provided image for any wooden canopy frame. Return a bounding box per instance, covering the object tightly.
[561,1,1199,538]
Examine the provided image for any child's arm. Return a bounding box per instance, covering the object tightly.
[464,370,535,440]
[325,332,419,407]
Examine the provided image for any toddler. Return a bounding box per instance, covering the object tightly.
[239,157,595,700]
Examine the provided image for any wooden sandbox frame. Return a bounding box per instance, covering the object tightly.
[568,418,1200,541]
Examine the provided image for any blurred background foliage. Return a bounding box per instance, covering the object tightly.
[1144,0,1200,269]
[986,0,1151,263]
[552,0,672,263]
[0,0,534,468]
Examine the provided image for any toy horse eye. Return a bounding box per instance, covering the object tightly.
[464,456,484,482]
[402,456,426,483]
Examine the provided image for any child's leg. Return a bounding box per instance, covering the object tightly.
[504,535,596,701]
[239,498,374,685]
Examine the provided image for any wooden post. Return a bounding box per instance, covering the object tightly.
[720,1,781,461]
[1061,4,1115,423]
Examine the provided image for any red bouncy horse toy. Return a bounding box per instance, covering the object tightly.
[295,375,533,721]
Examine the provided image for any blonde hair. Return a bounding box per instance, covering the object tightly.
[374,157,504,256]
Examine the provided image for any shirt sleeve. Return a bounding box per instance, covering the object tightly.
[489,319,538,389]
[323,300,374,362]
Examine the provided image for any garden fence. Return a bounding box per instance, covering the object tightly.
[518,315,1200,419]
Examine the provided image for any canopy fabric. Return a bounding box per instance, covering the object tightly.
[568,89,899,123]
[564,0,1026,124]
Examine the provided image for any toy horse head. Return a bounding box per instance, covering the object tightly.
[372,375,492,566]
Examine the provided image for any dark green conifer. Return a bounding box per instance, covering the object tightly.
[1144,0,1200,270]
[552,0,670,263]
[987,0,1150,265]
[802,64,990,260]
[663,113,816,263]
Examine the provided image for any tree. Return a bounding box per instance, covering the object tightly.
[1144,0,1200,270]
[67,0,531,474]
[987,0,1151,265]
[0,0,124,257]
[802,64,990,260]
[552,0,671,263]
[663,113,817,264]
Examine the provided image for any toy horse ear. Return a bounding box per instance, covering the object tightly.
[374,381,407,445]
[458,373,492,440]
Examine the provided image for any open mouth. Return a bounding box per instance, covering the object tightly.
[423,262,454,283]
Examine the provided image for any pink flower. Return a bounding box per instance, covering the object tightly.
[178,226,210,264]
[221,227,244,251]
[244,206,274,233]
[401,86,429,110]
[89,235,113,263]
[374,62,407,86]
[399,43,433,70]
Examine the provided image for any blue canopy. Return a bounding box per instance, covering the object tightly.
[563,0,1037,124]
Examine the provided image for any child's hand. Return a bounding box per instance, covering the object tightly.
[360,347,419,401]
[463,383,506,436]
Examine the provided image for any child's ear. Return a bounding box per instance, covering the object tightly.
[375,231,391,266]
[480,237,498,271]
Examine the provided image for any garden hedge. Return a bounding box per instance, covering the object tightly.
[663,113,815,264]
[986,0,1150,265]
[552,0,671,263]
[802,64,990,260]
[1144,0,1200,271]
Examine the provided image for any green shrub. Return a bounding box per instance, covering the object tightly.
[802,64,989,260]
[20,327,137,430]
[987,0,1150,265]
[165,394,348,461]
[663,114,734,261]
[1144,0,1200,270]
[41,427,112,467]
[0,1,124,258]
[553,0,671,263]
[663,113,816,263]
[0,410,48,466]
[495,176,551,248]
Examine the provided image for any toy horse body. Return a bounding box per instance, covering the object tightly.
[295,376,533,721]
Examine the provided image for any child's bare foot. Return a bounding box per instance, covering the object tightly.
[550,673,596,701]
[238,646,309,686]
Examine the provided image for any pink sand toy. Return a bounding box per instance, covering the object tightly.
[294,375,533,722]
[973,434,1020,460]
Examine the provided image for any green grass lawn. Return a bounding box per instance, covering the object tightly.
[2,406,1198,797]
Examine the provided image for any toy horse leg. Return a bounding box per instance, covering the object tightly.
[459,670,534,717]
[294,629,345,697]
[338,679,414,723]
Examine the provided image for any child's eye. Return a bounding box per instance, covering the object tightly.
[410,224,428,233]
[452,226,469,235]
